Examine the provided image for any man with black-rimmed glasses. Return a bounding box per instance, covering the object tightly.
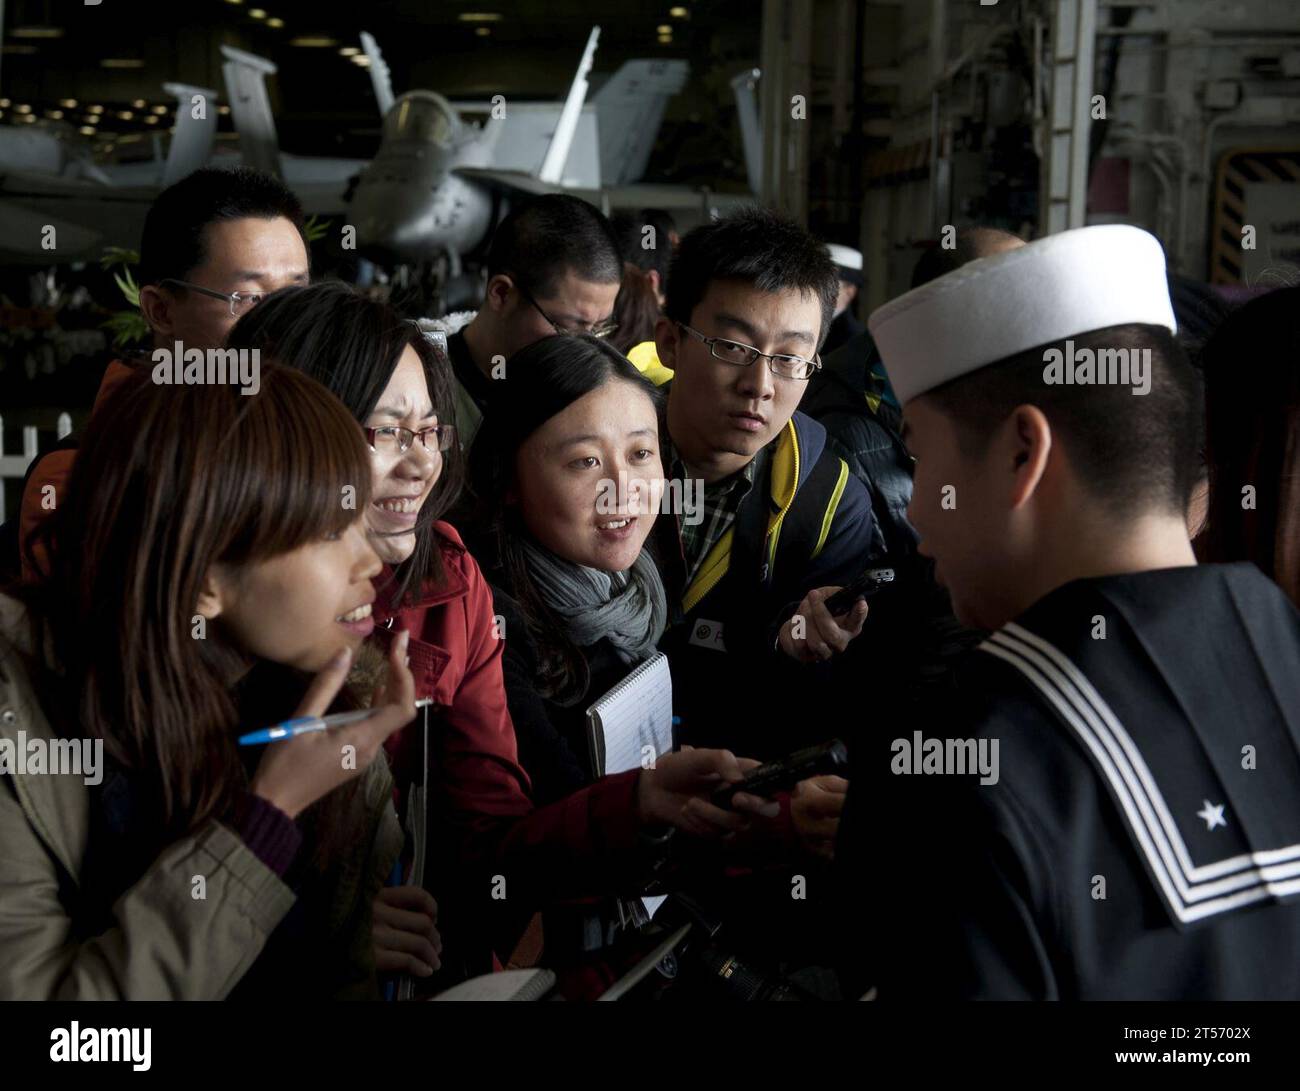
[647,209,881,995]
[7,166,309,581]
[652,207,879,766]
[434,194,622,449]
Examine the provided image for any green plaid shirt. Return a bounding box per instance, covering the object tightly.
[673,454,758,588]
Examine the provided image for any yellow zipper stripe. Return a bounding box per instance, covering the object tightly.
[811,459,850,560]
[764,419,800,582]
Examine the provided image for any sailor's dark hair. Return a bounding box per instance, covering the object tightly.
[923,323,1203,518]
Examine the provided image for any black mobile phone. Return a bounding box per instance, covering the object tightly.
[824,565,896,616]
[711,738,849,810]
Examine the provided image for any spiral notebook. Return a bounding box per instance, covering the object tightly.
[585,652,673,777]
[586,652,674,921]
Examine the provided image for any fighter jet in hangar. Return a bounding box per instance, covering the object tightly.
[0,44,365,267]
[0,27,727,270]
[346,27,750,270]
[0,27,733,273]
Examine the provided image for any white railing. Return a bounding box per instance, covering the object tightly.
[0,413,73,524]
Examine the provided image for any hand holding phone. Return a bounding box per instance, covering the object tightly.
[824,566,895,617]
[711,739,849,810]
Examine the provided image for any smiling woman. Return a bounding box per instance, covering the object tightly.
[227,280,465,606]
[2,363,416,999]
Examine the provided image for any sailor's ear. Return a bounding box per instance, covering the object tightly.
[484,274,516,315]
[1006,404,1051,510]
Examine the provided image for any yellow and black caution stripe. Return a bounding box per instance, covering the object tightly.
[1210,147,1300,285]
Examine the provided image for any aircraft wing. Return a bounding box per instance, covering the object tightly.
[0,170,157,263]
[452,166,575,198]
[453,166,751,237]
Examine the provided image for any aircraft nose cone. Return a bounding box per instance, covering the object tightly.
[350,150,453,262]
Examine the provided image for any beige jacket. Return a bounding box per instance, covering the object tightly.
[0,594,403,1000]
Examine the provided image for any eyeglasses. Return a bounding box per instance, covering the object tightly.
[676,322,821,381]
[513,278,618,340]
[365,424,456,454]
[158,279,265,317]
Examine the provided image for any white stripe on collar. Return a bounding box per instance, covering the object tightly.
[979,623,1300,925]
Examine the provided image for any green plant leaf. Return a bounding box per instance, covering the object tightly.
[101,310,150,350]
[303,214,332,243]
[100,246,141,271]
[112,268,141,309]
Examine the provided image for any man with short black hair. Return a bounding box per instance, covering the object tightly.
[840,224,1300,1000]
[135,165,310,349]
[9,166,310,578]
[653,207,878,763]
[909,225,1024,290]
[441,194,623,446]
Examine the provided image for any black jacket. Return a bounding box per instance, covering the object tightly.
[822,308,865,356]
[485,574,635,806]
[802,329,981,715]
[655,411,879,761]
[801,329,915,559]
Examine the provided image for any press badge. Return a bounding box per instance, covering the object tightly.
[689,619,727,651]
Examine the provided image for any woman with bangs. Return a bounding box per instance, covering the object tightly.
[227,282,774,989]
[0,364,417,999]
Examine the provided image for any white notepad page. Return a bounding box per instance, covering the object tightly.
[585,652,673,777]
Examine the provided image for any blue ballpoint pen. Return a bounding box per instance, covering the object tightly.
[238,697,434,746]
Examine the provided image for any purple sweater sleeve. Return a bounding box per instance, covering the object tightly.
[229,793,302,877]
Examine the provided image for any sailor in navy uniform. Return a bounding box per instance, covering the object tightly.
[836,225,1300,1000]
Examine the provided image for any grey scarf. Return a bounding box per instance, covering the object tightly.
[520,539,667,666]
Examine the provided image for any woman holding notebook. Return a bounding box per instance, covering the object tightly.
[465,335,678,805]
[227,287,774,990]
[463,333,769,980]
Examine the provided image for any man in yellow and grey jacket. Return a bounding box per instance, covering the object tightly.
[650,208,881,763]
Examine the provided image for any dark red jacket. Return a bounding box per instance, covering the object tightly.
[372,523,645,971]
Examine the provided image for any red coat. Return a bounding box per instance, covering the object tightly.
[372,523,642,971]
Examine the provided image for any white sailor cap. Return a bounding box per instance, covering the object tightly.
[826,243,864,285]
[867,224,1177,405]
[826,243,863,271]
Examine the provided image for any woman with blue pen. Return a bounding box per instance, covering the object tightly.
[0,365,417,999]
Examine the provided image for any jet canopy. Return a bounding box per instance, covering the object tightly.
[382,91,461,150]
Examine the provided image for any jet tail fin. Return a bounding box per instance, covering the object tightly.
[592,59,689,186]
[160,82,220,186]
[538,26,600,184]
[360,32,395,117]
[220,45,282,177]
